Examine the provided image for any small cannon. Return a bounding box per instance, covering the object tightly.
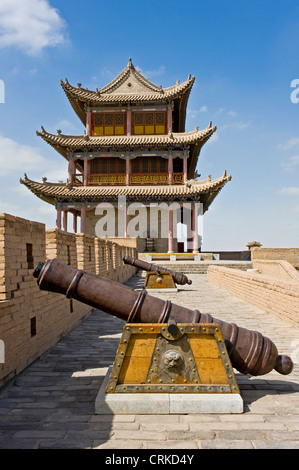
[33,258,293,378]
[123,255,192,286]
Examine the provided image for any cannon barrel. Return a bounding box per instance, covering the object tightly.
[33,258,293,377]
[123,255,192,285]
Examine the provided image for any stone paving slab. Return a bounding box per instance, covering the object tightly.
[0,274,298,449]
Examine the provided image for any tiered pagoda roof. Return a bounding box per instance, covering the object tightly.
[61,58,195,131]
[36,123,216,179]
[20,172,231,213]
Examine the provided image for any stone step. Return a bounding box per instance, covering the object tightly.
[138,261,252,275]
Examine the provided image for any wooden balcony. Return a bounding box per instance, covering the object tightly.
[88,174,126,185]
[130,173,168,185]
[72,173,184,186]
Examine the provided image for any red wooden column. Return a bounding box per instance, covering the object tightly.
[183,154,188,184]
[168,209,174,253]
[63,210,68,232]
[56,208,62,230]
[83,154,89,186]
[167,105,172,134]
[86,111,92,136]
[126,108,132,136]
[126,154,131,186]
[81,207,86,234]
[192,203,199,253]
[68,155,75,186]
[168,153,173,185]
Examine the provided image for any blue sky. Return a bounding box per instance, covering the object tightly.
[0,0,298,250]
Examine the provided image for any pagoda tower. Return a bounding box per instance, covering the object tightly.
[21,59,231,253]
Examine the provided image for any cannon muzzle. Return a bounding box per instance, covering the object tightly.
[34,258,293,377]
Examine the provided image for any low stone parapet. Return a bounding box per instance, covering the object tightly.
[207,265,299,326]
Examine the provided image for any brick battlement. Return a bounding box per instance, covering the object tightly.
[0,213,137,385]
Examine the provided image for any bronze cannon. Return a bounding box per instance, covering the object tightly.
[123,255,192,285]
[33,258,293,377]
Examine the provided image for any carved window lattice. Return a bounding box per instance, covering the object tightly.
[134,113,143,125]
[92,112,126,135]
[94,114,103,125]
[132,111,167,135]
[105,114,114,125]
[145,113,154,124]
[156,112,165,124]
[115,113,124,125]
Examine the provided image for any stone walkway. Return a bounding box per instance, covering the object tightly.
[0,274,298,449]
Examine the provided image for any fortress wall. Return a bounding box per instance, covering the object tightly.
[207,265,299,326]
[251,247,299,270]
[0,213,137,386]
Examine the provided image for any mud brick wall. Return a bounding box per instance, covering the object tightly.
[207,265,299,326]
[46,228,78,268]
[252,260,299,281]
[251,248,299,270]
[0,213,137,386]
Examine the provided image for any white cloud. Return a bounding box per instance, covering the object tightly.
[135,65,166,80]
[280,137,299,151]
[0,0,67,55]
[209,133,219,144]
[0,134,47,176]
[0,199,20,214]
[222,121,251,130]
[144,65,166,79]
[226,110,237,117]
[278,187,299,195]
[0,134,67,181]
[281,155,299,172]
[214,108,225,116]
[187,109,198,119]
[199,106,208,113]
[50,119,82,135]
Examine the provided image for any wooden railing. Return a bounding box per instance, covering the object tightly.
[130,173,169,185]
[173,173,184,184]
[88,174,126,185]
[71,172,184,186]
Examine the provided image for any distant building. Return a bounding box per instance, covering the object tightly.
[246,241,263,250]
